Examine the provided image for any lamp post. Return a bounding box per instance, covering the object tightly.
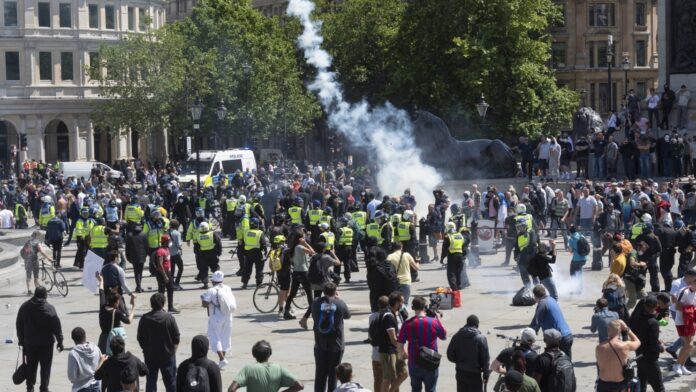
[189,97,204,192]
[216,99,227,149]
[476,93,490,134]
[607,34,614,112]
[621,57,630,99]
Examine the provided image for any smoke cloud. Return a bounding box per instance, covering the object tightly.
[287,0,442,216]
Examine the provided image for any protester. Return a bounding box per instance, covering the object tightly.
[334,362,370,392]
[227,340,304,392]
[378,291,408,392]
[628,294,666,391]
[16,286,64,392]
[94,336,148,392]
[595,320,641,392]
[590,298,619,343]
[136,293,180,392]
[387,242,419,303]
[200,270,237,369]
[312,282,351,392]
[67,327,104,392]
[97,273,135,354]
[532,329,576,392]
[175,335,223,392]
[490,328,538,381]
[530,285,574,360]
[22,230,54,295]
[447,314,490,392]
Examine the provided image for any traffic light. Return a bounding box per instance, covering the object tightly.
[20,134,27,149]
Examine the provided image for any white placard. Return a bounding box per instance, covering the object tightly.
[82,250,104,294]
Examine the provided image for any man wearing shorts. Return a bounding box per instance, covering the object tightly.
[379,292,407,392]
[674,276,696,376]
[23,231,54,295]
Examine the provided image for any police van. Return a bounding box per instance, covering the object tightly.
[179,149,257,186]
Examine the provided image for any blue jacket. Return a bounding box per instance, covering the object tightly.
[568,232,588,263]
[45,217,66,242]
[531,296,572,337]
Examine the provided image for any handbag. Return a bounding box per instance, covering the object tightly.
[413,319,442,371]
[12,347,26,385]
[106,309,127,356]
[609,341,634,381]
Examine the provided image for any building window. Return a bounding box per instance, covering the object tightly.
[589,3,615,27]
[4,1,17,27]
[59,3,71,28]
[61,52,73,81]
[138,8,146,31]
[128,7,134,30]
[551,42,567,69]
[88,51,99,77]
[636,2,647,26]
[636,40,647,66]
[105,5,115,29]
[5,51,19,80]
[39,51,52,81]
[588,41,615,68]
[38,2,50,27]
[636,82,646,99]
[88,4,98,28]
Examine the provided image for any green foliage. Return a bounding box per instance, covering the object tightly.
[91,0,320,140]
[316,0,578,138]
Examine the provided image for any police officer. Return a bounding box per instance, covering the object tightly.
[222,191,237,239]
[14,195,28,229]
[307,200,324,244]
[335,217,354,283]
[378,211,393,253]
[73,207,94,268]
[38,195,55,230]
[449,203,468,231]
[365,212,383,245]
[287,197,304,227]
[250,194,266,227]
[88,217,110,262]
[105,199,121,230]
[514,213,539,289]
[629,214,651,247]
[186,207,208,282]
[242,218,268,289]
[440,221,469,290]
[318,222,335,252]
[396,210,417,257]
[234,195,251,276]
[193,221,222,289]
[143,209,169,271]
[124,197,144,232]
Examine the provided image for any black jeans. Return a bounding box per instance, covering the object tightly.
[144,356,176,392]
[335,245,352,281]
[521,159,533,179]
[156,270,175,310]
[314,348,343,392]
[24,344,53,392]
[660,248,675,291]
[637,357,665,392]
[50,240,62,267]
[133,262,144,289]
[170,254,184,285]
[242,249,264,285]
[447,253,465,290]
[74,238,87,268]
[455,371,484,392]
[286,272,314,318]
[647,258,660,293]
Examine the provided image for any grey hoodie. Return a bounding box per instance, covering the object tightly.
[68,342,102,392]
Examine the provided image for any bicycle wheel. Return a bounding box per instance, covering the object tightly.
[40,267,54,292]
[253,283,279,313]
[292,287,309,310]
[209,217,220,231]
[53,271,69,297]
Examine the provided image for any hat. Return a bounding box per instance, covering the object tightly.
[520,327,536,344]
[543,328,562,345]
[212,271,224,283]
[161,234,171,244]
[505,370,524,387]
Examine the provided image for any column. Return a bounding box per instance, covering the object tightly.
[70,116,80,160]
[86,120,94,160]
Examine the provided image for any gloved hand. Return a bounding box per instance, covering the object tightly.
[56,342,64,352]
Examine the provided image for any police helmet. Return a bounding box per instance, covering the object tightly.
[450,203,460,215]
[390,213,401,223]
[402,210,414,221]
[319,222,330,230]
[313,200,321,208]
[445,221,456,234]
[250,218,261,229]
[92,208,104,219]
[294,197,303,206]
[151,210,162,220]
[238,195,247,204]
[80,207,90,217]
[325,206,333,215]
[199,222,210,233]
[516,204,526,214]
[195,207,205,218]
[374,211,385,221]
[109,200,118,208]
[273,234,286,245]
[337,217,348,227]
[641,214,652,223]
[42,196,52,204]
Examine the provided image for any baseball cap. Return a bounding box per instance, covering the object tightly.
[212,271,224,283]
[543,328,562,345]
[520,328,536,344]
[505,370,524,387]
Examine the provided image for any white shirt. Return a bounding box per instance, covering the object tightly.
[607,113,617,128]
[538,142,551,160]
[201,283,236,319]
[646,94,660,109]
[367,199,382,219]
[678,90,691,107]
[577,196,597,219]
[671,278,689,314]
[674,286,696,326]
[0,209,13,228]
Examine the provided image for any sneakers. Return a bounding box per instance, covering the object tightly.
[284,313,297,320]
[219,359,228,369]
[682,365,693,375]
[168,308,179,313]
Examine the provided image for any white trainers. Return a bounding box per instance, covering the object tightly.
[681,365,692,375]
[219,359,229,369]
[673,363,684,376]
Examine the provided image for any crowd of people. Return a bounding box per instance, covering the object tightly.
[4,148,696,392]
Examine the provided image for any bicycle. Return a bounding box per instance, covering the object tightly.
[253,271,307,313]
[39,258,69,297]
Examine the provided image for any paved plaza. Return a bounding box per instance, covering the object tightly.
[0,237,695,392]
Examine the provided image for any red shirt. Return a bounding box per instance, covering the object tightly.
[155,247,171,271]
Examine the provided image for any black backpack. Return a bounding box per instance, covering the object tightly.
[368,312,387,347]
[546,351,576,392]
[183,364,210,392]
[307,254,326,284]
[576,236,590,257]
[375,262,399,293]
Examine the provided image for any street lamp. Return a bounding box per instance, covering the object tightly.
[476,94,490,119]
[621,57,631,98]
[607,34,614,112]
[216,99,227,149]
[189,96,204,192]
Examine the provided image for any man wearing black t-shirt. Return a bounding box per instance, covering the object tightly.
[491,327,538,380]
[379,292,407,392]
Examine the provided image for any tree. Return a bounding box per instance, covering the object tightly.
[314,0,578,138]
[91,0,320,141]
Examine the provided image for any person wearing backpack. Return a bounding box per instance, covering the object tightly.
[228,340,303,392]
[22,230,54,295]
[532,329,576,392]
[376,292,408,392]
[567,226,589,295]
[311,282,351,392]
[200,271,237,369]
[366,245,399,313]
[175,335,222,392]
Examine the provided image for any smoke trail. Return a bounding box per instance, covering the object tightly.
[287,0,442,216]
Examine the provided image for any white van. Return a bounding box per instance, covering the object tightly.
[58,161,123,180]
[178,149,257,185]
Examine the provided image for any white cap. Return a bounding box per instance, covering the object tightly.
[212,270,224,282]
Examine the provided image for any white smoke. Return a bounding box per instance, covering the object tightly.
[287,0,442,217]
